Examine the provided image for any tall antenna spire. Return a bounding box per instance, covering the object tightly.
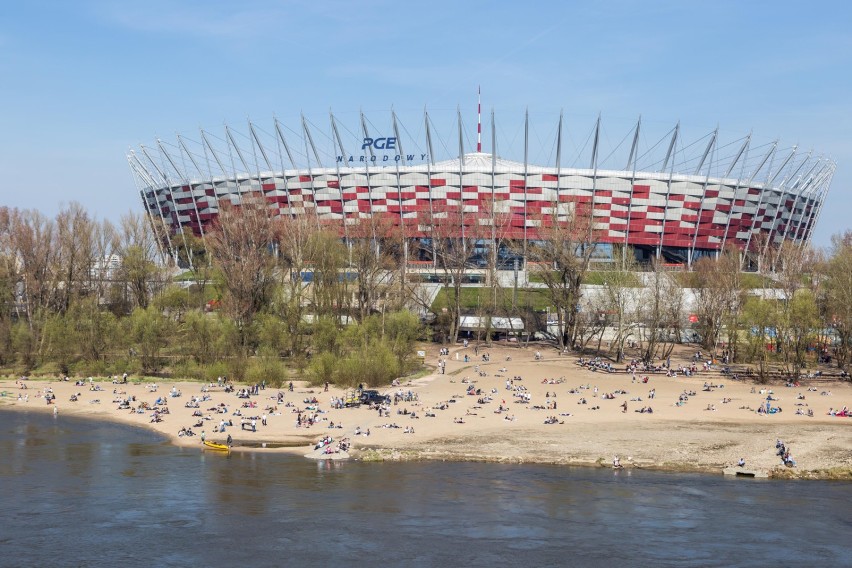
[477,85,482,153]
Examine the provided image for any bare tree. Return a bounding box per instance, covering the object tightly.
[272,212,318,360]
[8,209,56,328]
[0,208,19,364]
[640,259,684,362]
[690,247,745,356]
[429,202,483,344]
[206,197,276,349]
[600,246,640,363]
[773,242,820,379]
[305,228,347,318]
[478,196,516,346]
[53,202,96,313]
[525,201,597,350]
[346,215,401,322]
[113,211,166,311]
[87,219,120,302]
[573,296,607,354]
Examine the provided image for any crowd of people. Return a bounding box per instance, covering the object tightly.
[6,338,850,476]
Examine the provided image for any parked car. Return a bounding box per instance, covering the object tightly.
[360,390,390,405]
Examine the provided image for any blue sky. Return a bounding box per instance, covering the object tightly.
[1,0,850,246]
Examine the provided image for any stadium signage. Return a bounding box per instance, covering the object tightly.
[336,153,429,163]
[362,137,397,150]
[336,136,428,164]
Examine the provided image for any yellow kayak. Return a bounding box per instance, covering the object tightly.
[203,440,230,452]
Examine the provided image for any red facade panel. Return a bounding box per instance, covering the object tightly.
[151,161,813,255]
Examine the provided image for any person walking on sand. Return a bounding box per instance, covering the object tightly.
[201,430,206,444]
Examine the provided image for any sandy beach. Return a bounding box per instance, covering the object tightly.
[2,344,850,478]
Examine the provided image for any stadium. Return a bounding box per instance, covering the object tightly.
[128,107,834,267]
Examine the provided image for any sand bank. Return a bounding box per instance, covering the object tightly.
[2,345,850,479]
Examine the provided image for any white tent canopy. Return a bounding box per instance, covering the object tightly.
[459,316,524,332]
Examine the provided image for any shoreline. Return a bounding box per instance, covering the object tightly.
[2,345,850,480]
[3,401,849,479]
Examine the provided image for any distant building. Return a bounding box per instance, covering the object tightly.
[90,254,121,280]
[129,110,833,266]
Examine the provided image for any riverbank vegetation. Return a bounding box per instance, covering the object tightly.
[0,201,849,385]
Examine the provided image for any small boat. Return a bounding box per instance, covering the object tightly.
[203,440,230,452]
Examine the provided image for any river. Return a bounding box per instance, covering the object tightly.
[0,410,849,567]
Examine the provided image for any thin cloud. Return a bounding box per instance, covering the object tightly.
[326,61,526,88]
[93,0,293,39]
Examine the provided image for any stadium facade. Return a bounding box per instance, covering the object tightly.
[128,108,834,266]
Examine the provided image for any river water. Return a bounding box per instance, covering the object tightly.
[0,410,849,567]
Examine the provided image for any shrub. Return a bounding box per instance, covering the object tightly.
[307,351,337,386]
[71,359,111,378]
[224,358,247,382]
[171,360,204,381]
[202,361,232,383]
[245,355,288,388]
[331,343,400,388]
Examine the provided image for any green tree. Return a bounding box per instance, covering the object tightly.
[118,245,161,310]
[153,286,192,323]
[180,311,236,365]
[0,236,17,365]
[821,232,852,371]
[72,297,117,364]
[41,312,77,374]
[742,296,778,382]
[306,230,347,318]
[11,320,36,370]
[127,306,172,374]
[777,290,819,379]
[382,310,423,369]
